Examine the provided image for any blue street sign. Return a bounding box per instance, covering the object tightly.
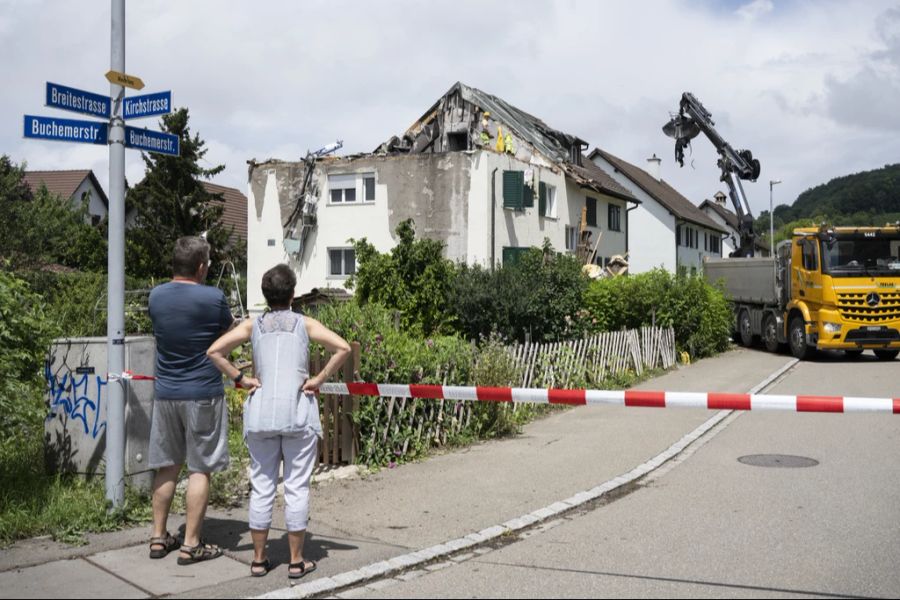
[45,82,110,119]
[24,115,108,145]
[123,91,172,120]
[124,126,179,156]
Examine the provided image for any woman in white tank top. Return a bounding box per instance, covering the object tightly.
[208,264,350,579]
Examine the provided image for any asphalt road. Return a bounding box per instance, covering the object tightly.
[355,350,900,599]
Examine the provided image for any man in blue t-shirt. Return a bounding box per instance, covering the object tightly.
[147,236,235,565]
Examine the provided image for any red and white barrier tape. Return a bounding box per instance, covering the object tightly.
[106,370,156,382]
[319,383,900,414]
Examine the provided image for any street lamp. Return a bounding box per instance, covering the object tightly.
[769,180,782,300]
[769,180,782,257]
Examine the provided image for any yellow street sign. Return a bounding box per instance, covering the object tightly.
[105,70,145,90]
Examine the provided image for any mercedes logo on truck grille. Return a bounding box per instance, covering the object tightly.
[866,292,881,307]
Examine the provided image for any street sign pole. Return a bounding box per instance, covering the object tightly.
[106,0,126,509]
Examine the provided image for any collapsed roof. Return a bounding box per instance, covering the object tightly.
[377,82,637,203]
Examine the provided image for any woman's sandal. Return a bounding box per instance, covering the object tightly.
[288,560,317,580]
[148,532,179,559]
[176,540,224,565]
[250,559,272,578]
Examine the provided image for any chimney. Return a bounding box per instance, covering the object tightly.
[646,154,661,181]
[714,190,727,207]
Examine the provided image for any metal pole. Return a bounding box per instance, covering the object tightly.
[106,0,126,508]
[769,179,781,302]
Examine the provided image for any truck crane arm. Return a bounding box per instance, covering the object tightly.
[663,92,761,257]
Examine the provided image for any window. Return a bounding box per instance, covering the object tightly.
[328,248,356,276]
[539,183,557,218]
[682,227,698,249]
[608,204,621,232]
[565,226,577,252]
[328,174,357,204]
[363,175,376,202]
[329,173,376,204]
[709,235,721,254]
[801,239,818,271]
[586,197,597,227]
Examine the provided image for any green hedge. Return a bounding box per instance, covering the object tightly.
[17,270,156,338]
[582,269,732,358]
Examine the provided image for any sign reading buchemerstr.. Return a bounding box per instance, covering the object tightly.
[123,91,172,120]
[46,82,110,119]
[24,115,108,145]
[124,126,179,156]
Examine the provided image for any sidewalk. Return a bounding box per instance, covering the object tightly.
[0,349,793,599]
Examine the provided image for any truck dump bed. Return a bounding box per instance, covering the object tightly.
[704,257,778,305]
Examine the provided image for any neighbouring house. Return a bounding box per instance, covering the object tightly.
[202,181,248,249]
[699,191,771,257]
[23,169,109,226]
[246,82,638,311]
[588,150,728,274]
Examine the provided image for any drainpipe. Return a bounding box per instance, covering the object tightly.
[491,167,498,272]
[626,201,638,255]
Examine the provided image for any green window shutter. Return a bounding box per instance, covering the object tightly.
[502,246,528,266]
[523,183,534,208]
[586,197,597,227]
[503,170,524,210]
[538,182,547,216]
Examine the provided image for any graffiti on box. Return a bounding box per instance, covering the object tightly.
[45,363,107,440]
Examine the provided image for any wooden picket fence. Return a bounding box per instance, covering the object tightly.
[310,341,361,466]
[312,327,676,466]
[509,326,677,388]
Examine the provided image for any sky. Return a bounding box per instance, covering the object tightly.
[2,0,899,217]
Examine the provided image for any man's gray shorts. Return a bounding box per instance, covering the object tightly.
[148,397,230,473]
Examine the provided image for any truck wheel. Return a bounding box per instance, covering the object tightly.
[763,315,783,353]
[739,309,754,347]
[788,317,813,360]
[874,349,899,361]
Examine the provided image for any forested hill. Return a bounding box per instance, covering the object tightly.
[773,163,900,225]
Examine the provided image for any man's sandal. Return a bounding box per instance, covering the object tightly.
[250,559,272,578]
[148,532,179,559]
[176,540,224,565]
[288,560,317,580]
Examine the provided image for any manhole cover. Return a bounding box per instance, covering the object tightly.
[738,454,819,468]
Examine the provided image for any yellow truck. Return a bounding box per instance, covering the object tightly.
[705,225,900,360]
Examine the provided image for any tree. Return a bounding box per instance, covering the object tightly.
[348,219,457,336]
[0,155,106,272]
[125,108,242,279]
[449,243,589,343]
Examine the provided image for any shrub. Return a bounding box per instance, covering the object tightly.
[582,269,732,358]
[449,245,588,343]
[348,219,457,336]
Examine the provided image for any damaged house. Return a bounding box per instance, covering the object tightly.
[246,82,638,311]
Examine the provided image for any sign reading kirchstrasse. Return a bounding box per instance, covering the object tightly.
[123,91,172,120]
[124,126,179,156]
[45,82,110,119]
[24,115,108,145]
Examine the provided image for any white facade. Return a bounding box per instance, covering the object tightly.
[247,150,629,312]
[591,153,676,273]
[591,153,723,274]
[700,201,738,257]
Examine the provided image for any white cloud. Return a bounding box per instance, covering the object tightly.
[736,0,775,21]
[2,0,899,217]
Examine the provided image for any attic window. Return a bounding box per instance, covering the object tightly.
[447,132,468,152]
